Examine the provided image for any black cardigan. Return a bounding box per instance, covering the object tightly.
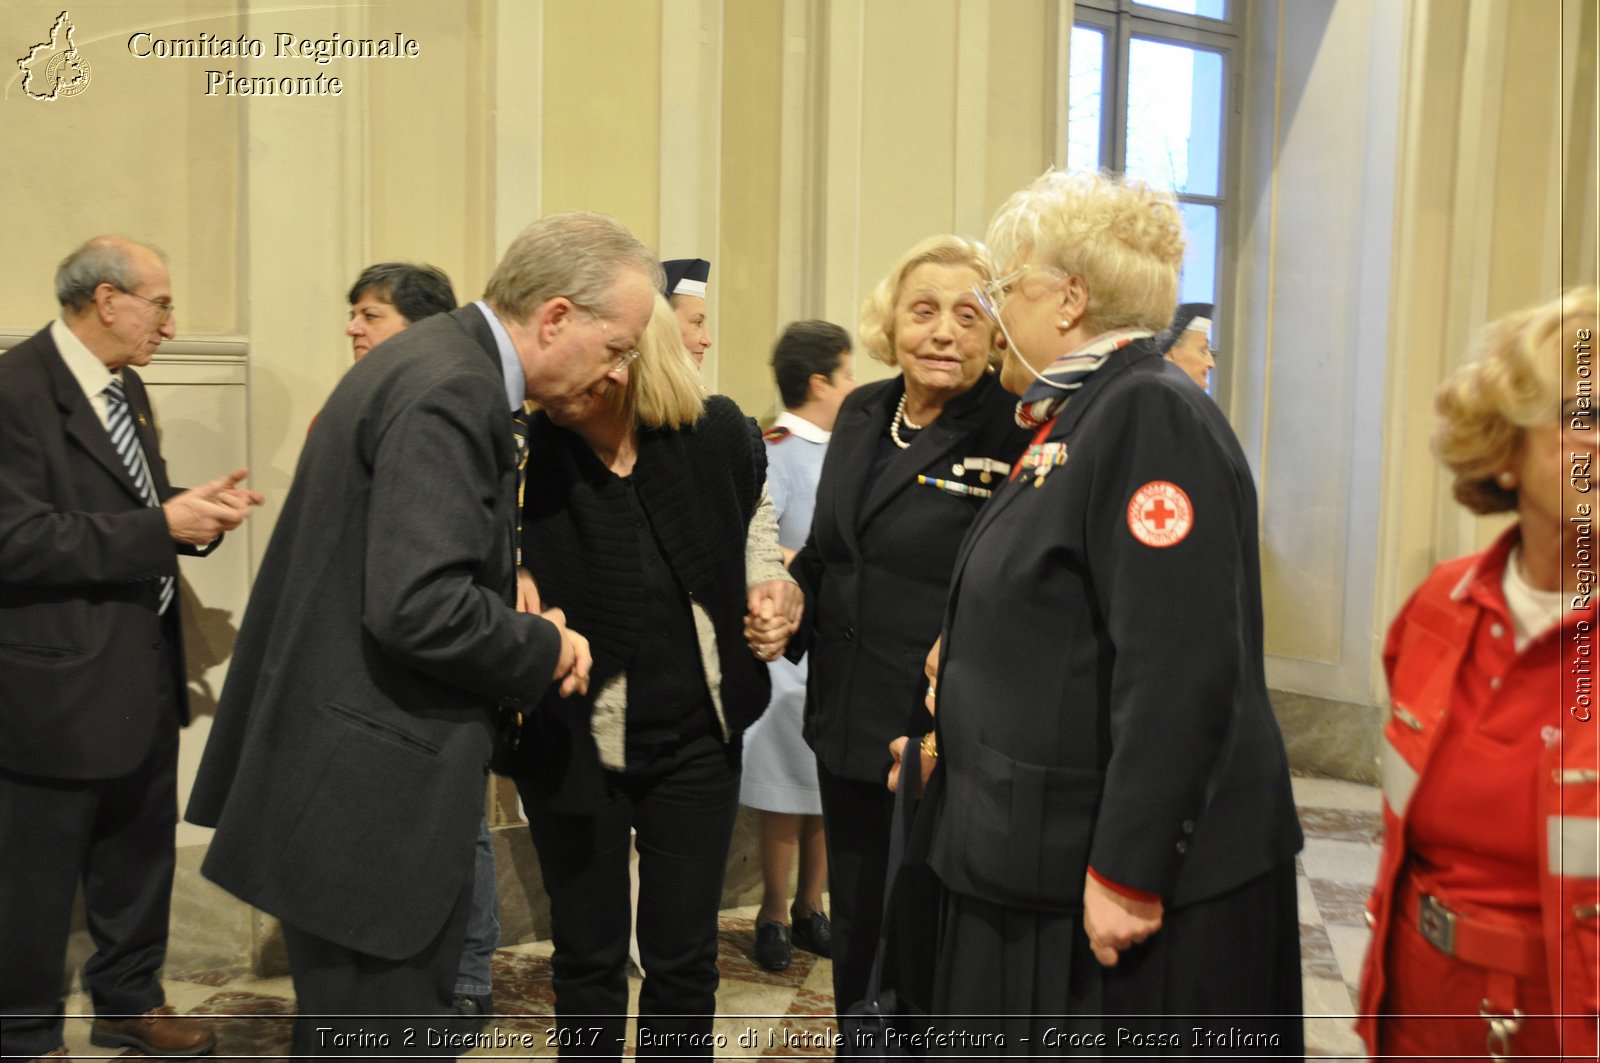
[503,395,770,810]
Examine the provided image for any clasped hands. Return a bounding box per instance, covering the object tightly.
[743,578,802,663]
[516,569,591,697]
[163,467,265,544]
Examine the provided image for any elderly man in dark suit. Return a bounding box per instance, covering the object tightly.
[186,212,658,1050]
[0,236,263,1061]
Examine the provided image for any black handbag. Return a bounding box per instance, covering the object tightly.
[839,740,928,1059]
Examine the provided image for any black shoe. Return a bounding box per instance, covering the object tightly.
[790,907,832,958]
[754,917,792,971]
[451,992,492,1035]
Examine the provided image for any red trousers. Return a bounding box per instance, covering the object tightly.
[1377,898,1561,1060]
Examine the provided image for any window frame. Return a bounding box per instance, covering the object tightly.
[1062,0,1246,405]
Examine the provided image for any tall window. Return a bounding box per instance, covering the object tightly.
[1068,1,1239,341]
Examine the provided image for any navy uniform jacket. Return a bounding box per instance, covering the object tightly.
[186,307,561,960]
[791,372,1031,784]
[0,324,215,781]
[928,341,1302,910]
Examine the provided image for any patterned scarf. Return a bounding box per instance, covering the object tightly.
[1014,328,1154,429]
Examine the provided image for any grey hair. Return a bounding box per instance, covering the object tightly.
[55,237,167,312]
[484,212,663,324]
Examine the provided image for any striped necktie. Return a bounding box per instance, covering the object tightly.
[512,404,532,567]
[104,377,175,614]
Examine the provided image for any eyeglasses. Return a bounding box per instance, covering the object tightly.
[116,288,175,324]
[571,301,640,373]
[970,264,1067,325]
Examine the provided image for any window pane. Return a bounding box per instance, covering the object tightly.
[1124,38,1224,196]
[1178,202,1217,304]
[1067,25,1105,172]
[1134,0,1228,20]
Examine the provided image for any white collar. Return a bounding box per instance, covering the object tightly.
[50,318,118,402]
[773,410,831,444]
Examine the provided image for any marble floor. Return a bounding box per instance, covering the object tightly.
[53,775,1379,1060]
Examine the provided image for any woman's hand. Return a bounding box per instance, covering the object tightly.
[1082,872,1163,966]
[887,734,937,796]
[923,637,941,715]
[745,579,802,660]
[516,568,540,613]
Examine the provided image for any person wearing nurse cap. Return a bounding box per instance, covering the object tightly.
[1157,301,1216,391]
[662,258,713,366]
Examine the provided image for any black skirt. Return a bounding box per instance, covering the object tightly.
[928,858,1305,1058]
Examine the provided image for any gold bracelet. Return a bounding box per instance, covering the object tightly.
[919,731,938,760]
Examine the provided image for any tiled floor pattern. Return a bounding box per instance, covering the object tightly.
[55,775,1379,1059]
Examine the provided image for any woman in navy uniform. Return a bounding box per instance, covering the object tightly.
[902,170,1303,1051]
[789,235,1030,1024]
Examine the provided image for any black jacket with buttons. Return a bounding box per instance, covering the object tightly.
[926,341,1303,910]
[791,372,1030,783]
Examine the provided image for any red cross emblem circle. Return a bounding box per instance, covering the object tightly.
[1127,481,1194,548]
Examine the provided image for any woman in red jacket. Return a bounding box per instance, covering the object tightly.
[1361,286,1598,1060]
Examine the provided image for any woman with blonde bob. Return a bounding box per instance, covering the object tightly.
[788,234,1030,1022]
[1358,286,1599,1061]
[503,296,800,1061]
[893,170,1303,1048]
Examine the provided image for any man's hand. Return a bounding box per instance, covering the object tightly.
[542,606,591,697]
[923,637,941,715]
[163,467,264,545]
[1082,872,1163,967]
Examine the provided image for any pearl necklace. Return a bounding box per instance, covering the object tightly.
[891,392,924,450]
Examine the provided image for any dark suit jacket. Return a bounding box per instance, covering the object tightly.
[0,323,211,781]
[186,306,561,961]
[791,372,1031,783]
[928,341,1303,912]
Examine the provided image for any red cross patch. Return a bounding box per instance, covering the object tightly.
[1126,481,1194,548]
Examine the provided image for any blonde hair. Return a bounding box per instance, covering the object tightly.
[985,169,1185,333]
[858,235,997,367]
[1434,286,1598,514]
[608,295,706,430]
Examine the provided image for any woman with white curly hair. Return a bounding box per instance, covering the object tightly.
[894,170,1303,1050]
[788,233,1031,1024]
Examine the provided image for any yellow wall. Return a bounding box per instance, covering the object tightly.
[540,0,662,245]
[718,1,785,417]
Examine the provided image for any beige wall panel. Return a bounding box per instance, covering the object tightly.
[541,0,662,247]
[983,0,1053,223]
[719,1,785,419]
[1562,0,1598,289]
[855,0,960,387]
[368,1,492,302]
[0,2,241,333]
[1253,1,1373,665]
[1488,2,1562,320]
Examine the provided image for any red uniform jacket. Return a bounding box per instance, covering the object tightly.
[1358,527,1599,1056]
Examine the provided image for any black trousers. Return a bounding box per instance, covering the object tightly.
[519,733,740,1062]
[816,763,897,1018]
[0,717,180,1057]
[281,874,472,1061]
